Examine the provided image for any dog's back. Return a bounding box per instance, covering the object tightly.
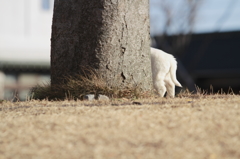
[150,47,182,97]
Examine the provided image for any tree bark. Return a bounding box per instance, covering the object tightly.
[51,0,152,90]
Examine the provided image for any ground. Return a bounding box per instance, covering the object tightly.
[1,94,240,159]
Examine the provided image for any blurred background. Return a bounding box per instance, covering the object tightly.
[150,0,240,94]
[0,0,240,100]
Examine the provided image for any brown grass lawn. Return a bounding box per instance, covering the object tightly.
[1,94,240,159]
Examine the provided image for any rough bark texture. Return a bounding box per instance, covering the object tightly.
[51,0,152,90]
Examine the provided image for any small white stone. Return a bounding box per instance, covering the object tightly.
[84,94,95,101]
[98,95,110,101]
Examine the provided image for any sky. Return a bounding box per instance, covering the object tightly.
[150,0,240,35]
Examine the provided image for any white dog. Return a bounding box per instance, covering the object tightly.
[151,47,182,97]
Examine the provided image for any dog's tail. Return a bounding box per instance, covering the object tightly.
[170,59,182,87]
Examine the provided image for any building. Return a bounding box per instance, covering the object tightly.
[0,0,53,100]
[154,31,240,94]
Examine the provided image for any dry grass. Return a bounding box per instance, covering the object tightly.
[30,72,111,100]
[1,94,240,159]
[30,69,153,101]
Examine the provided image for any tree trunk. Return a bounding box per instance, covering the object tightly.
[51,0,152,90]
